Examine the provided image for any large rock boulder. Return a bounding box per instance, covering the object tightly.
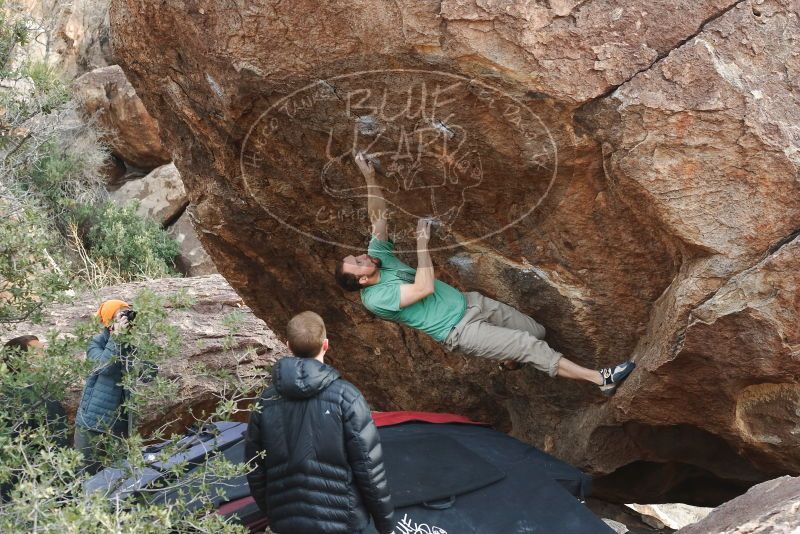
[168,209,219,277]
[677,476,800,534]
[73,65,171,169]
[3,275,283,432]
[109,162,188,224]
[109,0,800,503]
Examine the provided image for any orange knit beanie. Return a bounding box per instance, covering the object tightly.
[97,299,129,327]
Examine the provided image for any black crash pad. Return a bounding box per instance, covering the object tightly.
[381,433,506,508]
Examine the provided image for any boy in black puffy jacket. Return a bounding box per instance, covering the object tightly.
[245,311,395,534]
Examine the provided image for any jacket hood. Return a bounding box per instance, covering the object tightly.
[273,356,340,399]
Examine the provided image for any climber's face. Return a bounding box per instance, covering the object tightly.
[341,254,381,284]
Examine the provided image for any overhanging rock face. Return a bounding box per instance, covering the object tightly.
[110,0,800,503]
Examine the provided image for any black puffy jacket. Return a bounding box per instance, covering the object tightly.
[245,357,395,534]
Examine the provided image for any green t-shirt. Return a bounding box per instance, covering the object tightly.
[361,237,467,342]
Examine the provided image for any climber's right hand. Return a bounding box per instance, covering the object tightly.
[354,151,376,182]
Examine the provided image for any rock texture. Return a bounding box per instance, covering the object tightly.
[588,499,673,534]
[677,476,800,534]
[603,519,630,534]
[72,65,171,169]
[168,209,219,277]
[18,0,113,78]
[3,275,283,432]
[109,0,800,503]
[109,162,188,224]
[627,503,711,530]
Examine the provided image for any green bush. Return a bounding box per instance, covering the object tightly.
[0,2,29,77]
[79,201,180,281]
[24,62,70,113]
[11,138,180,286]
[0,199,71,324]
[23,141,92,223]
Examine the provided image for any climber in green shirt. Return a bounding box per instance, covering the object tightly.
[361,233,466,343]
[334,152,635,395]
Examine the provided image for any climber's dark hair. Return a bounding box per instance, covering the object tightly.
[334,261,362,292]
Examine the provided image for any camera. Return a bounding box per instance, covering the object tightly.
[119,309,137,324]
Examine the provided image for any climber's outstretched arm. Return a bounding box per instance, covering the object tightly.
[399,219,435,308]
[354,151,388,241]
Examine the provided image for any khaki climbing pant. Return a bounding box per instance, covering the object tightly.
[443,292,562,377]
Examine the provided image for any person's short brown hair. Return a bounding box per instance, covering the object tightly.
[286,311,326,358]
[4,335,39,352]
[334,261,362,292]
[3,335,39,372]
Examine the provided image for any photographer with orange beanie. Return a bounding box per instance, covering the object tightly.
[73,299,138,474]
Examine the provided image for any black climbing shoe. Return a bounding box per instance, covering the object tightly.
[598,360,636,396]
